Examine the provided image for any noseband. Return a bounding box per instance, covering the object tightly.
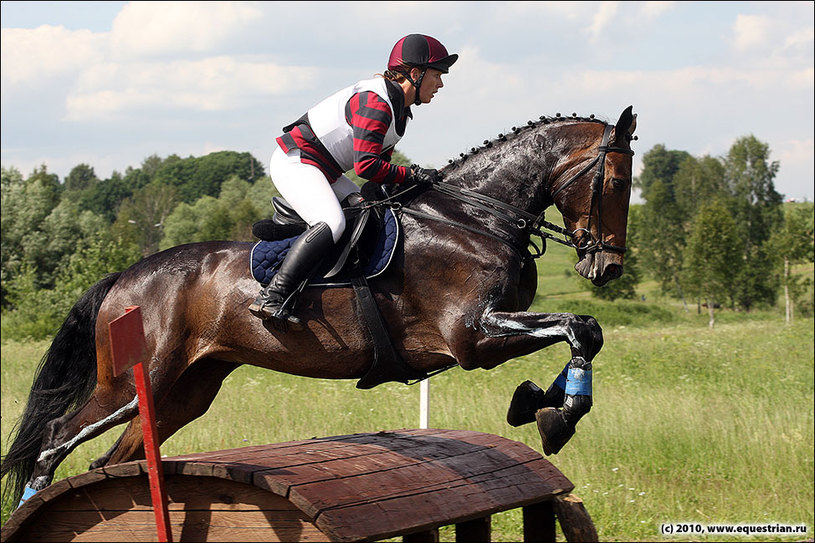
[377,123,634,260]
[550,124,634,255]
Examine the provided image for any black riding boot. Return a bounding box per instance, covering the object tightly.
[249,222,334,323]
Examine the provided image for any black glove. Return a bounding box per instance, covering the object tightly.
[410,164,443,185]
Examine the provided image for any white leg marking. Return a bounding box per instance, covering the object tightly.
[481,310,583,351]
[37,396,139,464]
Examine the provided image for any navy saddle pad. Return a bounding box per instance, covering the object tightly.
[250,207,399,287]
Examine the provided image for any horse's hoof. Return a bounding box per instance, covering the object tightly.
[507,380,545,427]
[536,407,575,456]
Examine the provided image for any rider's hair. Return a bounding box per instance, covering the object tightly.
[382,64,418,83]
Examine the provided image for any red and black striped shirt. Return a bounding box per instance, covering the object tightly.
[277,79,411,184]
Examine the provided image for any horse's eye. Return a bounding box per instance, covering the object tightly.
[611,178,627,191]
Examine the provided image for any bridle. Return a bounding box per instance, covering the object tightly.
[381,122,634,260]
[550,124,634,255]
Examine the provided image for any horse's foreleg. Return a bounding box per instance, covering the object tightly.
[474,309,604,455]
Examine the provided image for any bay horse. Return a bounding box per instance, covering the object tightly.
[2,107,637,510]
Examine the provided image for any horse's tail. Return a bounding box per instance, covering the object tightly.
[1,272,121,508]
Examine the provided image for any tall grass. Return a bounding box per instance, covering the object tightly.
[2,243,813,540]
[3,315,812,541]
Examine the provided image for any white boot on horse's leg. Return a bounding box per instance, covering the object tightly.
[249,222,334,324]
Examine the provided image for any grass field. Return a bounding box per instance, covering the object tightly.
[2,243,813,540]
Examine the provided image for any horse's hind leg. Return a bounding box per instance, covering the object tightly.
[25,387,139,497]
[88,431,127,470]
[92,358,240,467]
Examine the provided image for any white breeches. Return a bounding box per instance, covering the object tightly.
[269,146,360,243]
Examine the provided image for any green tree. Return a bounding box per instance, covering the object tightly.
[682,200,742,328]
[673,155,727,218]
[1,166,26,306]
[160,176,268,250]
[64,163,98,192]
[113,182,181,256]
[1,165,63,300]
[2,236,141,341]
[36,199,109,282]
[634,144,692,200]
[724,135,784,310]
[153,151,265,203]
[769,203,815,322]
[635,145,693,305]
[140,153,167,179]
[79,171,133,222]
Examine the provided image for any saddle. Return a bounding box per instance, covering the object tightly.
[250,195,398,287]
[250,182,427,389]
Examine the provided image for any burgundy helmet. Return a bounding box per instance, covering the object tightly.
[388,34,458,74]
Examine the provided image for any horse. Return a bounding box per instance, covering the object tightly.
[1,106,637,510]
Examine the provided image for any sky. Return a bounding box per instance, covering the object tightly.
[1,1,813,203]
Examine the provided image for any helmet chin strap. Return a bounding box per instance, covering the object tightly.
[402,67,427,106]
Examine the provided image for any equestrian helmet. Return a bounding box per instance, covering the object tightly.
[388,34,458,74]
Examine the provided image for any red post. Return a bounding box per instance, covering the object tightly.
[109,306,172,542]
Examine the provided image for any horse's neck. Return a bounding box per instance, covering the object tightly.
[442,139,551,216]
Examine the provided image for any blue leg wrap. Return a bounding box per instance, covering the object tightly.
[17,486,37,508]
[564,366,593,397]
[552,361,570,391]
[562,357,593,426]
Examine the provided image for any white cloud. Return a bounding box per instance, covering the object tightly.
[65,56,317,120]
[732,14,771,50]
[110,1,261,59]
[783,26,815,53]
[775,137,815,198]
[587,1,620,41]
[0,25,105,85]
[1,1,812,202]
[638,1,676,20]
[730,11,814,69]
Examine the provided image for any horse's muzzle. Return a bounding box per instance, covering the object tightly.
[575,251,623,287]
[593,263,622,286]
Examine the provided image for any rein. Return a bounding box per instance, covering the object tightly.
[374,122,634,259]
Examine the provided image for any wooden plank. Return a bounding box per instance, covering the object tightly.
[313,464,567,543]
[17,510,325,542]
[404,527,439,543]
[3,430,580,543]
[290,447,570,519]
[7,475,327,542]
[524,501,556,543]
[252,434,496,497]
[455,516,491,542]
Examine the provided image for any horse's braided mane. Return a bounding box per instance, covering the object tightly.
[442,112,607,172]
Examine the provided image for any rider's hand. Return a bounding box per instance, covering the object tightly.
[410,164,443,185]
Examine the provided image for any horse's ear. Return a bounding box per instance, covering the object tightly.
[613,105,636,144]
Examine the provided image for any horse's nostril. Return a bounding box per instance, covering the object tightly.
[606,264,623,281]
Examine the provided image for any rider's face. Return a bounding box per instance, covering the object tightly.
[418,68,444,104]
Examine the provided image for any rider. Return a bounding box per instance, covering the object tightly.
[249,34,458,323]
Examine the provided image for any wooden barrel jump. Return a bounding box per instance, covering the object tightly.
[1,429,597,542]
